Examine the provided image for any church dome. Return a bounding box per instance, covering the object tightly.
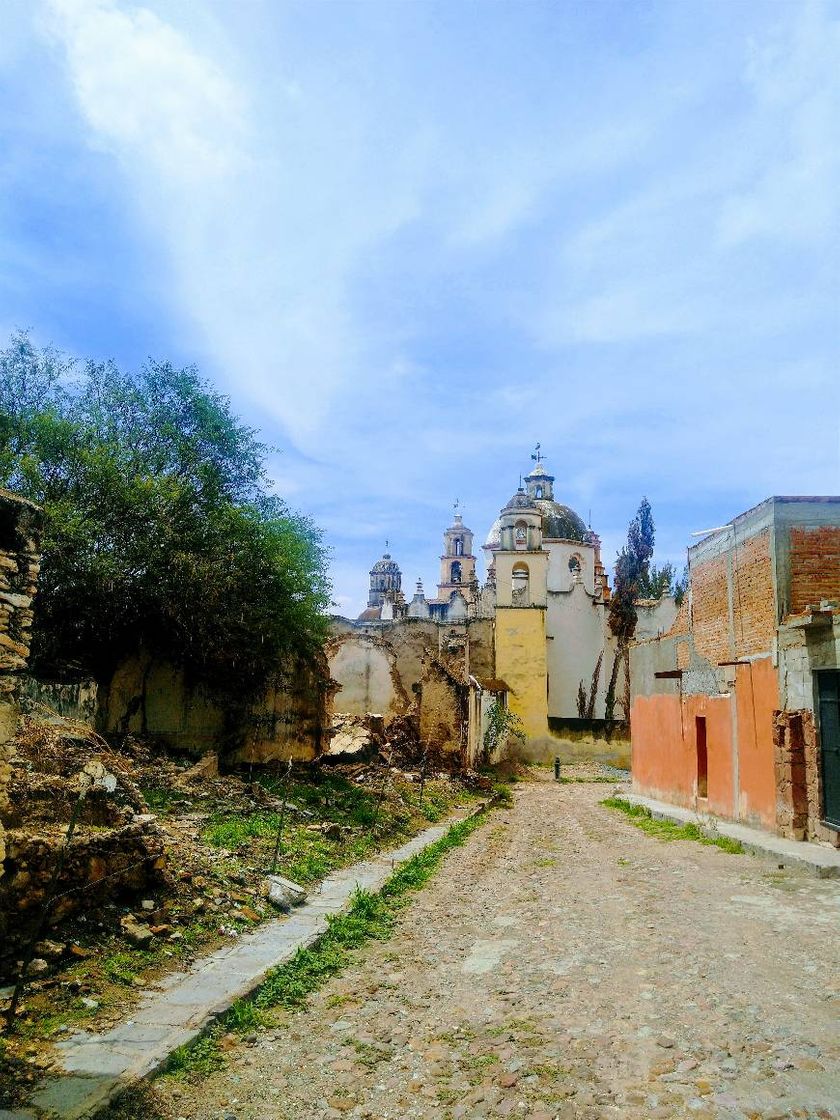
[502,489,537,513]
[484,499,589,549]
[371,553,401,574]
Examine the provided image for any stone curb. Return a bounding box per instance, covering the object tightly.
[24,802,491,1120]
[622,793,840,878]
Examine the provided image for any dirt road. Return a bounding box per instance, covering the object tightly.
[114,777,840,1120]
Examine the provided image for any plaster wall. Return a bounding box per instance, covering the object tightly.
[328,638,401,715]
[100,652,326,761]
[545,581,610,719]
[328,617,493,707]
[494,607,548,740]
[734,657,779,828]
[631,692,734,816]
[418,667,464,757]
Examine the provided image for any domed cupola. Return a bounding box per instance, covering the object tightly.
[366,547,402,609]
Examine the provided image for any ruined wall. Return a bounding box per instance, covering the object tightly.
[418,660,466,758]
[0,490,43,870]
[327,617,493,716]
[100,650,330,762]
[21,674,99,724]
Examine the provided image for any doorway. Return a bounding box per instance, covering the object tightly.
[696,716,708,799]
[816,671,840,828]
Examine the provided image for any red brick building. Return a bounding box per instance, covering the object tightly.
[630,497,840,846]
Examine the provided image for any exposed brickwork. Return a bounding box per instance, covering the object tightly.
[731,532,776,658]
[690,530,775,664]
[667,598,690,638]
[789,526,840,615]
[689,553,730,665]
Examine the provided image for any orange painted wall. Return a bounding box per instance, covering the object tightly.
[632,659,779,829]
[632,694,691,805]
[631,693,734,814]
[735,657,778,829]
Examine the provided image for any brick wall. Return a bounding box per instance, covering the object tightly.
[789,526,840,614]
[690,553,730,664]
[731,531,776,657]
[690,530,775,664]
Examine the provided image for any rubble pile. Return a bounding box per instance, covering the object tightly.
[0,709,166,980]
[325,711,462,774]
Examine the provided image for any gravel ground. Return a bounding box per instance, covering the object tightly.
[108,775,840,1120]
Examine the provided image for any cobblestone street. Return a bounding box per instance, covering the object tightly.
[134,777,839,1120]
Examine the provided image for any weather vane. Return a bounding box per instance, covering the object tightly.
[385,538,389,552]
[453,498,460,516]
[531,442,544,464]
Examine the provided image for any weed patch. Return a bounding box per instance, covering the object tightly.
[602,797,744,854]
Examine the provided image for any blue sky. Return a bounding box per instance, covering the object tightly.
[2,0,838,616]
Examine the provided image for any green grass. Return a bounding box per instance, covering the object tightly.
[602,796,744,854]
[163,810,486,1078]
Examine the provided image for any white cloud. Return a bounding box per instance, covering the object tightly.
[717,1,840,247]
[42,0,246,181]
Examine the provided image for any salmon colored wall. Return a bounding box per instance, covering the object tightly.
[632,659,779,829]
[735,657,778,829]
[631,694,693,806]
[631,693,734,816]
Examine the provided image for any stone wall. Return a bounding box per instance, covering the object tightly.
[0,490,43,871]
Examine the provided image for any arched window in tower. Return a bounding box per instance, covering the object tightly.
[535,485,543,499]
[511,561,530,605]
[514,520,528,550]
[451,561,462,583]
[454,538,463,556]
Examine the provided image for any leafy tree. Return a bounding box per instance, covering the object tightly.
[0,332,331,702]
[604,497,655,721]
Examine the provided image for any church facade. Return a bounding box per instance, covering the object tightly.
[345,450,676,746]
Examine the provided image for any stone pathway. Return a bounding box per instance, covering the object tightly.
[108,776,840,1120]
[25,814,479,1120]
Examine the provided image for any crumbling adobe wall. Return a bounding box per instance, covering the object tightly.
[0,489,43,871]
[328,616,493,717]
[99,649,332,762]
[774,708,840,848]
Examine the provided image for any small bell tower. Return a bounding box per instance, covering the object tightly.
[437,501,477,604]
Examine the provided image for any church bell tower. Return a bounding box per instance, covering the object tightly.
[437,503,477,604]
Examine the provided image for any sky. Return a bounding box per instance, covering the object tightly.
[1,0,838,616]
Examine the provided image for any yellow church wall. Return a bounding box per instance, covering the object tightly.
[494,607,548,740]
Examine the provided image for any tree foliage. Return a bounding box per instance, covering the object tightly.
[0,332,331,700]
[608,496,655,642]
